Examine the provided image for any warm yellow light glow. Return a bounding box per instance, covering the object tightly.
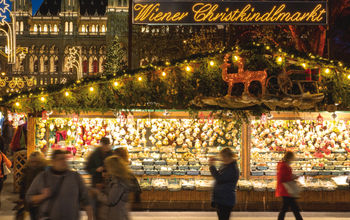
[15,102,20,107]
[185,66,191,72]
[277,57,283,63]
[89,87,94,92]
[162,72,166,76]
[40,97,46,102]
[324,68,330,74]
[209,61,215,66]
[348,75,350,80]
[183,40,187,44]
[234,56,239,61]
[113,81,119,87]
[1,72,5,76]
[266,46,270,50]
[138,77,142,81]
[301,63,307,68]
[65,91,70,97]
[339,62,343,67]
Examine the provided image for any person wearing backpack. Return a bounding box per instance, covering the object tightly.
[0,136,12,208]
[26,150,93,220]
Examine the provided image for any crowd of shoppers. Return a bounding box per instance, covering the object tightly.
[0,133,306,220]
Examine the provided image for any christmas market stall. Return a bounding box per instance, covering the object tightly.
[3,43,350,211]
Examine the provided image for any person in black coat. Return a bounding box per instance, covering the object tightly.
[86,137,113,186]
[209,147,240,220]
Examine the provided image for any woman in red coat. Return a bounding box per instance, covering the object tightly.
[276,151,303,220]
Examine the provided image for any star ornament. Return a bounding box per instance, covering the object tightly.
[68,47,78,55]
[0,13,6,25]
[0,0,10,14]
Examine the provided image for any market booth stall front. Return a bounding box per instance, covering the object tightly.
[25,111,350,211]
[4,43,350,211]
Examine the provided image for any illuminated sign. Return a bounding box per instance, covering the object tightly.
[132,1,327,25]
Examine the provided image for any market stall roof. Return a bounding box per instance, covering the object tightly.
[2,43,350,114]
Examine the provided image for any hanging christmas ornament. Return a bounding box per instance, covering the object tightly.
[198,112,205,124]
[316,114,323,125]
[127,113,135,125]
[261,113,267,124]
[42,110,48,121]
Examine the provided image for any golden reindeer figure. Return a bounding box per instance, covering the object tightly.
[221,54,267,97]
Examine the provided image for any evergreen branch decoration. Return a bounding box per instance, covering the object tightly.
[2,42,350,114]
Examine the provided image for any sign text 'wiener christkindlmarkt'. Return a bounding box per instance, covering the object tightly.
[132,1,327,25]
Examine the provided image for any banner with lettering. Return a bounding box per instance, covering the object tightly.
[132,1,327,25]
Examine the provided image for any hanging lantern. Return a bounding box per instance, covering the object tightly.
[316,114,323,125]
[73,114,79,124]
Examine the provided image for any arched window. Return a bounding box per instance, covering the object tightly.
[34,24,38,32]
[54,24,58,32]
[93,60,98,73]
[69,22,73,33]
[65,22,68,32]
[83,60,88,73]
[34,60,39,72]
[44,59,49,72]
[82,25,85,32]
[44,24,48,32]
[54,59,59,72]
[86,25,89,32]
[92,25,95,33]
[16,22,19,31]
[96,25,99,32]
[39,25,42,32]
[101,25,106,33]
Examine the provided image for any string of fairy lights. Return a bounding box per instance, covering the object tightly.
[5,42,350,111]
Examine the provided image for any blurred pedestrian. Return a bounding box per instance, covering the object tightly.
[19,152,47,220]
[114,147,141,203]
[276,151,303,220]
[86,137,113,186]
[26,150,93,220]
[0,136,12,208]
[90,155,131,220]
[209,147,239,220]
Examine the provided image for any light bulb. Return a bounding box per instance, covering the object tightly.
[162,72,166,76]
[266,46,270,50]
[89,87,94,92]
[1,72,5,76]
[186,66,191,72]
[301,63,307,68]
[15,102,20,107]
[209,61,215,66]
[277,57,283,63]
[138,76,142,81]
[113,81,119,87]
[347,75,350,80]
[65,91,70,97]
[325,68,330,74]
[40,97,46,102]
[234,56,239,61]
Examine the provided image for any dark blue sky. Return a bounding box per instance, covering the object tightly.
[32,0,44,15]
[4,0,43,18]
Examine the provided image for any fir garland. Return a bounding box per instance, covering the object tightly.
[2,43,350,115]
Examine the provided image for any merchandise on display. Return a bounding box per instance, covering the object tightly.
[251,119,350,176]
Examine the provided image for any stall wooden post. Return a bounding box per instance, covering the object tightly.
[27,115,36,158]
[241,121,250,179]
